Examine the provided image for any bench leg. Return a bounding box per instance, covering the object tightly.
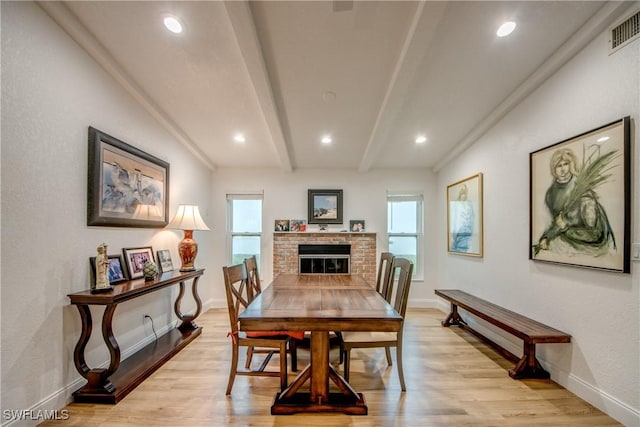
[441,303,466,327]
[509,342,550,379]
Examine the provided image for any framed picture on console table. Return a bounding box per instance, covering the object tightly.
[89,254,128,286]
[87,127,169,228]
[308,189,343,224]
[123,246,155,279]
[529,116,630,273]
[157,249,174,273]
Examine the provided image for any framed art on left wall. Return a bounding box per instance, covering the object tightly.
[87,127,170,228]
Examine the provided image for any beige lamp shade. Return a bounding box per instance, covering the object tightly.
[166,205,210,231]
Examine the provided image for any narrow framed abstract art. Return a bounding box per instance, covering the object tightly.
[87,127,169,228]
[529,117,630,273]
[447,173,483,257]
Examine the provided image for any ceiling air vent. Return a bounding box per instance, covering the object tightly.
[609,8,640,54]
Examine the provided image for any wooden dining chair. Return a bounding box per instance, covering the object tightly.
[244,255,262,301]
[243,255,263,369]
[376,252,395,301]
[329,254,395,369]
[242,255,300,371]
[372,252,396,366]
[340,257,414,391]
[222,263,290,395]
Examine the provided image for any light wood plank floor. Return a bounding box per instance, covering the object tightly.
[40,308,620,426]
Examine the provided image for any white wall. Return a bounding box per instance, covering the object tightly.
[208,167,438,307]
[1,3,214,425]
[2,2,638,426]
[435,13,640,427]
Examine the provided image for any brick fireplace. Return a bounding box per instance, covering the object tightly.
[273,232,377,284]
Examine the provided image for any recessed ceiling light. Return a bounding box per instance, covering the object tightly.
[415,135,427,144]
[496,21,516,37]
[233,133,246,143]
[164,16,183,34]
[321,136,332,144]
[597,136,610,142]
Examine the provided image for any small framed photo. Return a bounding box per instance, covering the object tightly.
[157,249,174,273]
[90,254,128,286]
[308,189,343,224]
[290,219,306,232]
[349,220,365,232]
[123,246,155,279]
[275,219,290,231]
[447,173,483,257]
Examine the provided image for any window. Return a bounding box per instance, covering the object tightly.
[227,194,263,266]
[387,193,423,276]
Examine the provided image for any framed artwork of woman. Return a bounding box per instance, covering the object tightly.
[529,117,630,273]
[447,173,483,257]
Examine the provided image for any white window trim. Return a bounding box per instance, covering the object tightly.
[226,193,263,266]
[387,192,424,279]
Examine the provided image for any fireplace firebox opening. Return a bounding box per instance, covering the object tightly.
[298,244,350,274]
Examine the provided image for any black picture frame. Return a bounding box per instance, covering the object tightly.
[123,246,155,279]
[275,219,290,231]
[89,254,128,286]
[308,189,343,224]
[529,116,630,273]
[349,220,365,232]
[88,127,170,228]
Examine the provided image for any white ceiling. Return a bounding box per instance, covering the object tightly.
[40,1,625,172]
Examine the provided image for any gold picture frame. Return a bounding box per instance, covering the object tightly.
[447,173,483,257]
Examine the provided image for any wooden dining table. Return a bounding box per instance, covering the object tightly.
[238,273,403,415]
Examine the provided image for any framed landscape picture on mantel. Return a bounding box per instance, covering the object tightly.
[308,189,343,224]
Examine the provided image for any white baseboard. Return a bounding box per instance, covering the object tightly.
[562,371,640,427]
[1,316,199,427]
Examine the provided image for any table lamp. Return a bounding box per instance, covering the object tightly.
[166,205,210,272]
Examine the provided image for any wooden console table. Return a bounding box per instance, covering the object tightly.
[67,269,204,403]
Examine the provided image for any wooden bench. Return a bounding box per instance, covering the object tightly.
[435,289,571,379]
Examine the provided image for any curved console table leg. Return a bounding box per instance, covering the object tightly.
[72,304,92,378]
[175,275,202,332]
[102,304,121,376]
[72,304,117,397]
